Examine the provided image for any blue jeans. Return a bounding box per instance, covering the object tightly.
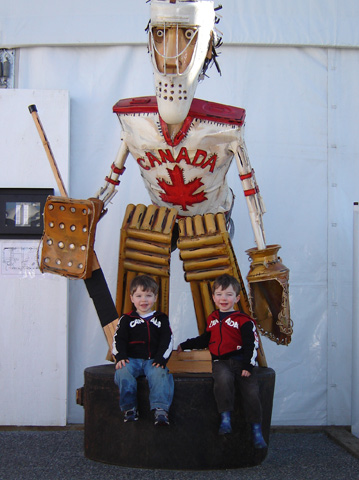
[114,358,174,412]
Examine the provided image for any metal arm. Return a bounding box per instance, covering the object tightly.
[233,140,266,250]
[96,141,130,206]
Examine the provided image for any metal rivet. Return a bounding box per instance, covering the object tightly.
[59,223,65,229]
[56,259,61,265]
[69,243,75,250]
[47,239,53,246]
[48,204,54,210]
[58,242,64,249]
[70,225,76,231]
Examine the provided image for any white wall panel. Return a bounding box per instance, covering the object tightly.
[0,89,69,425]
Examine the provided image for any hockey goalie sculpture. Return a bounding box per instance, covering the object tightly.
[39,0,292,364]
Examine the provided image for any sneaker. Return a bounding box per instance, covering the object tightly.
[251,423,267,449]
[218,411,232,435]
[124,408,138,423]
[154,408,169,426]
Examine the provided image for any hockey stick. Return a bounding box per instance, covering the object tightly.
[28,104,119,355]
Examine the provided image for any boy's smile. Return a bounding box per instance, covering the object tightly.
[212,285,240,313]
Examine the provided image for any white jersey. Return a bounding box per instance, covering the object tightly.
[114,97,247,218]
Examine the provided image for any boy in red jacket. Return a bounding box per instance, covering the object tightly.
[177,274,266,448]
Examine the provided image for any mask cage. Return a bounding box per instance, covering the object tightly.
[150,24,199,76]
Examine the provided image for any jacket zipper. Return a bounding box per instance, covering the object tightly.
[218,317,223,357]
[146,319,151,359]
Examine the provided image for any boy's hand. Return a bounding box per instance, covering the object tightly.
[115,359,129,370]
[152,362,165,369]
[241,369,251,377]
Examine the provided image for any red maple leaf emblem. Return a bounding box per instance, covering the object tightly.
[157,165,207,211]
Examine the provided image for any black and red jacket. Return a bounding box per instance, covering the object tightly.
[180,310,258,371]
[112,310,173,367]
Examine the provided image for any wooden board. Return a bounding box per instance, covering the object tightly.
[167,350,212,373]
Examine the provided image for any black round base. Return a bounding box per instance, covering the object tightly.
[83,365,275,470]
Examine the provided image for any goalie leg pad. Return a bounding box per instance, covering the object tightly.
[177,212,251,322]
[116,204,177,317]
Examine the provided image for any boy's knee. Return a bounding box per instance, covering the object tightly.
[149,366,168,380]
[114,364,132,383]
[213,369,232,386]
[147,367,172,386]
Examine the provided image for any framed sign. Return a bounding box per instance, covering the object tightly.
[0,188,54,238]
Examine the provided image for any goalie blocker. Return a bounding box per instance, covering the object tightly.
[40,196,104,279]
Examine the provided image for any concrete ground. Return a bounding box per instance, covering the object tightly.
[0,426,359,480]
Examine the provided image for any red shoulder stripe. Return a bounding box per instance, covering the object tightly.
[113,96,246,126]
[113,96,158,114]
[189,98,246,126]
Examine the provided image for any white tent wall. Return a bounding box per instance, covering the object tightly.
[1,0,359,48]
[1,0,358,426]
[326,48,359,424]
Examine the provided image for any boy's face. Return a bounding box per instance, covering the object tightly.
[212,285,240,313]
[130,287,158,317]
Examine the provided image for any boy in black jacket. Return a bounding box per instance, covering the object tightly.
[113,275,174,425]
[177,274,266,448]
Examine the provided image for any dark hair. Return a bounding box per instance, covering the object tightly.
[212,274,241,296]
[130,275,159,295]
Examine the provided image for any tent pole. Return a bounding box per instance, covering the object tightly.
[352,202,359,438]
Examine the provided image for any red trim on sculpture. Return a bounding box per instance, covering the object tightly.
[113,96,246,126]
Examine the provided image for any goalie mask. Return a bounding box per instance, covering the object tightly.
[149,0,215,125]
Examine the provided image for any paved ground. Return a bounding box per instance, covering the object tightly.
[0,426,359,480]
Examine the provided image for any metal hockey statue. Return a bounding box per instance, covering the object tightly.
[35,0,292,366]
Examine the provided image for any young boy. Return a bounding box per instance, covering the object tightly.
[113,275,174,426]
[177,274,267,448]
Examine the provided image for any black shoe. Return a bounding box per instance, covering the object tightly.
[124,408,138,423]
[154,408,169,426]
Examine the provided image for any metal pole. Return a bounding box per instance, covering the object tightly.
[352,202,359,438]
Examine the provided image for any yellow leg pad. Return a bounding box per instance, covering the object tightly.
[177,213,251,316]
[178,213,267,367]
[103,318,118,349]
[103,318,120,362]
[116,204,177,317]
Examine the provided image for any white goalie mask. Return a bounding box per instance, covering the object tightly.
[149,0,215,125]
